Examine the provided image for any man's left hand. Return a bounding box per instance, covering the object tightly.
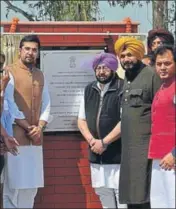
[91,140,106,155]
[160,152,175,170]
[27,125,42,144]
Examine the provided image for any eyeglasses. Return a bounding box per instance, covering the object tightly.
[95,65,110,71]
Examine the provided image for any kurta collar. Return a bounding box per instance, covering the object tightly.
[97,81,111,92]
[92,75,120,92]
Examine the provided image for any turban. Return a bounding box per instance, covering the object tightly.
[148,29,174,49]
[114,37,145,60]
[92,52,118,71]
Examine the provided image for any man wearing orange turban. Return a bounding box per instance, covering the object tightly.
[114,37,145,61]
[101,37,162,209]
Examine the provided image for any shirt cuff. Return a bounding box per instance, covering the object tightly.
[39,113,50,122]
[14,112,25,120]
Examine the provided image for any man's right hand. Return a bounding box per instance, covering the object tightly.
[90,139,106,155]
[0,69,10,91]
[3,135,19,156]
[0,141,6,155]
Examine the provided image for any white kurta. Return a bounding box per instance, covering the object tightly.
[3,74,50,189]
[90,163,121,189]
[150,159,175,209]
[78,82,120,189]
[5,146,44,189]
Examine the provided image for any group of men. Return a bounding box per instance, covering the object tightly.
[78,28,175,209]
[0,28,175,209]
[0,35,50,208]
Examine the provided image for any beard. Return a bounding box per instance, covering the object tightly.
[120,60,141,71]
[96,71,114,84]
[23,57,35,64]
[21,57,35,70]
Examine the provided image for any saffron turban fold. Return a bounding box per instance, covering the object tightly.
[147,28,174,50]
[92,52,118,71]
[114,37,145,60]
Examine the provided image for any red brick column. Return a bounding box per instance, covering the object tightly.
[34,134,101,208]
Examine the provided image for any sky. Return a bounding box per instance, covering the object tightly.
[0,0,153,33]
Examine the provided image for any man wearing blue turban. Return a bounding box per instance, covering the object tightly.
[78,52,126,208]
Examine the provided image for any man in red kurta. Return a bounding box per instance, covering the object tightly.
[148,45,176,208]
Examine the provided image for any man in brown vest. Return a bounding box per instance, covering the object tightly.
[3,35,50,208]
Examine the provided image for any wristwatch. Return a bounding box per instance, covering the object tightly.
[101,139,109,150]
[38,124,45,131]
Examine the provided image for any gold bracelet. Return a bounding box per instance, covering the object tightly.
[38,124,43,130]
[38,124,46,131]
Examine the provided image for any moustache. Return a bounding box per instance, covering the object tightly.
[97,75,107,79]
[123,61,133,65]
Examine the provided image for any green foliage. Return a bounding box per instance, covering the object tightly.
[108,0,151,8]
[108,0,175,32]
[3,0,100,21]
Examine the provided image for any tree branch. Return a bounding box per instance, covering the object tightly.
[2,0,35,21]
